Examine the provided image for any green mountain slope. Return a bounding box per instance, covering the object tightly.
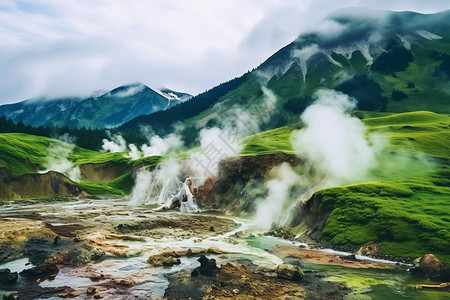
[119,9,450,136]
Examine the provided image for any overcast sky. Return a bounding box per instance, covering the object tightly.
[0,0,448,104]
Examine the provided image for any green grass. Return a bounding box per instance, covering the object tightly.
[0,133,67,175]
[0,133,134,175]
[241,126,295,155]
[238,111,450,263]
[362,111,450,159]
[314,173,450,264]
[371,43,450,113]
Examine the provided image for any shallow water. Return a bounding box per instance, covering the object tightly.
[0,199,448,299]
[247,235,449,300]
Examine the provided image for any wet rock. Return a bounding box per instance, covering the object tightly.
[410,254,444,279]
[207,247,224,254]
[53,236,61,245]
[268,227,295,240]
[357,243,380,256]
[0,268,18,284]
[87,286,97,294]
[20,262,59,279]
[58,291,80,298]
[147,252,181,267]
[191,255,218,277]
[2,292,19,300]
[276,263,304,281]
[341,254,358,261]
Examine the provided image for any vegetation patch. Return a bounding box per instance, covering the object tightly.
[315,175,450,264]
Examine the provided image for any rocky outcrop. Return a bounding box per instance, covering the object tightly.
[0,268,18,284]
[276,264,305,281]
[213,153,300,212]
[20,262,59,279]
[191,255,219,277]
[147,252,181,267]
[0,168,87,200]
[289,192,331,241]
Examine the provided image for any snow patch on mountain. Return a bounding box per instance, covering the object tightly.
[416,30,443,40]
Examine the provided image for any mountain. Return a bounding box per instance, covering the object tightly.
[0,97,84,128]
[0,83,192,129]
[118,9,450,135]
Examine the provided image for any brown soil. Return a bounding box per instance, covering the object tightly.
[78,162,128,183]
[0,168,87,200]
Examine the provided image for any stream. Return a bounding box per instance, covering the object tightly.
[0,198,447,299]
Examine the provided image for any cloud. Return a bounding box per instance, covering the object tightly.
[0,0,448,103]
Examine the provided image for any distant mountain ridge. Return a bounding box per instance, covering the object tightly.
[118,8,450,135]
[0,83,191,129]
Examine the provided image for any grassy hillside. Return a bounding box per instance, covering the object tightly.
[239,111,449,263]
[285,111,449,263]
[0,133,138,196]
[0,133,130,175]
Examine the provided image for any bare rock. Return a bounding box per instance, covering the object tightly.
[410,254,444,278]
[357,243,380,256]
[147,252,181,267]
[19,262,59,279]
[0,268,18,284]
[276,263,304,281]
[191,255,218,277]
[2,292,19,300]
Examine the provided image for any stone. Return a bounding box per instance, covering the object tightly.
[410,254,443,278]
[58,291,80,298]
[87,286,97,294]
[147,252,181,267]
[0,268,18,284]
[191,255,219,277]
[2,292,19,300]
[207,247,224,254]
[276,264,304,281]
[19,262,59,279]
[357,243,380,256]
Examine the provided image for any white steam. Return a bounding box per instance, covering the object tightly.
[43,134,81,182]
[253,89,381,230]
[128,160,183,207]
[141,133,183,157]
[127,84,282,207]
[101,131,127,152]
[291,89,377,185]
[101,130,183,160]
[253,163,302,229]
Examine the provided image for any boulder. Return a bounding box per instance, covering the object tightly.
[410,254,443,278]
[2,292,19,300]
[410,254,450,281]
[147,252,181,267]
[191,255,218,277]
[276,263,304,281]
[0,268,18,284]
